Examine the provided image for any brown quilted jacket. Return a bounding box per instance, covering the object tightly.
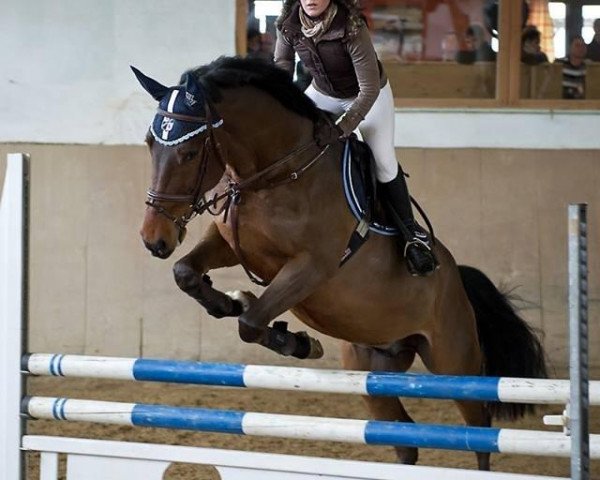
[275,2,387,133]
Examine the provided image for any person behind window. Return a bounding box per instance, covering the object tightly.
[247,27,262,56]
[247,27,275,63]
[455,25,496,65]
[586,18,600,61]
[274,0,437,276]
[556,35,588,100]
[521,26,548,65]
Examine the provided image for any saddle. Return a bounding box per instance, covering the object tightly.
[313,114,433,266]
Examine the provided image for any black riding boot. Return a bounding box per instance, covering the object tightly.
[381,171,438,276]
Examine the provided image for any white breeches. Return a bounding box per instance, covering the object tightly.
[304,81,398,183]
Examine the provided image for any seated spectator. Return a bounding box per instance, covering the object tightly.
[587,18,600,61]
[521,26,549,65]
[555,36,588,99]
[456,25,496,65]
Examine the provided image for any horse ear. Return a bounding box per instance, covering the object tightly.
[183,72,204,100]
[130,66,170,101]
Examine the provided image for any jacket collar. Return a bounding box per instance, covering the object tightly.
[281,2,347,41]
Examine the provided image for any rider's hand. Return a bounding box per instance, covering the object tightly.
[336,111,363,139]
[334,123,348,139]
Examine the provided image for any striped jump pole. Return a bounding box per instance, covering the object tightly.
[22,396,600,459]
[24,353,600,405]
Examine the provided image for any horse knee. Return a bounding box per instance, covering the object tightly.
[173,260,200,291]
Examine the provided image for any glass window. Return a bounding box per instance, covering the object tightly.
[583,4,600,101]
[583,5,600,43]
[363,0,499,99]
[245,0,600,105]
[248,0,501,100]
[549,2,566,59]
[520,1,599,101]
[253,0,281,34]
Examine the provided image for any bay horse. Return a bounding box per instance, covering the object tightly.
[134,57,546,470]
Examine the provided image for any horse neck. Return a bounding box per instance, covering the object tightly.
[215,87,316,177]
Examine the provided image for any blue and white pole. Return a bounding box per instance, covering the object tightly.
[24,353,600,405]
[23,396,600,458]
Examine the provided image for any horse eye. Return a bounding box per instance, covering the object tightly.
[180,150,198,163]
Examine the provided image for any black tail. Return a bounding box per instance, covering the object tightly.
[458,265,548,420]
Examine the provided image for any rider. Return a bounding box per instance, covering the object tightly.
[274,0,437,276]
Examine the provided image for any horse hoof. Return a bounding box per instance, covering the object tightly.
[226,290,256,313]
[297,332,324,359]
[394,446,418,465]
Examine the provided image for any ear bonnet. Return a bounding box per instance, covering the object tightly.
[131,66,223,146]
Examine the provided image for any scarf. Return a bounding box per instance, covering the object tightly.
[299,3,338,43]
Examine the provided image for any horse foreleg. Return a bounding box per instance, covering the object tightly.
[341,341,420,465]
[236,252,329,359]
[172,222,242,318]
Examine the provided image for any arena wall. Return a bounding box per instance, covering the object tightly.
[1,145,598,372]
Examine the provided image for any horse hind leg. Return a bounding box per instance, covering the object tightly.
[236,252,331,359]
[417,307,492,470]
[454,400,492,470]
[341,340,420,465]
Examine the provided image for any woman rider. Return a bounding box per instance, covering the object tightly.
[274,0,437,276]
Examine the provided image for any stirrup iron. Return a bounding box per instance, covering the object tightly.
[402,236,431,258]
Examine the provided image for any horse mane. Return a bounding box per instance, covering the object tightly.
[183,56,320,123]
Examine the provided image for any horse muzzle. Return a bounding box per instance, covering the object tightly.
[140,209,184,259]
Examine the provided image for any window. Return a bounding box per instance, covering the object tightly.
[364,1,500,100]
[253,0,281,35]
[583,5,600,41]
[519,1,600,101]
[241,0,600,108]
[549,2,566,59]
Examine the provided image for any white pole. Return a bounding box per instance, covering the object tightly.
[0,154,29,480]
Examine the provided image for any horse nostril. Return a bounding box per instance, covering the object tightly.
[155,239,167,255]
[144,239,169,258]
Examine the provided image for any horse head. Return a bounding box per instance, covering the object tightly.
[133,67,226,258]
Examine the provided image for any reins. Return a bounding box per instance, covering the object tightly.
[145,101,330,286]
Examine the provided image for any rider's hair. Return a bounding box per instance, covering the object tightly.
[276,0,365,38]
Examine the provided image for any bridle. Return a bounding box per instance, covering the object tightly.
[145,100,330,286]
[145,101,225,244]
